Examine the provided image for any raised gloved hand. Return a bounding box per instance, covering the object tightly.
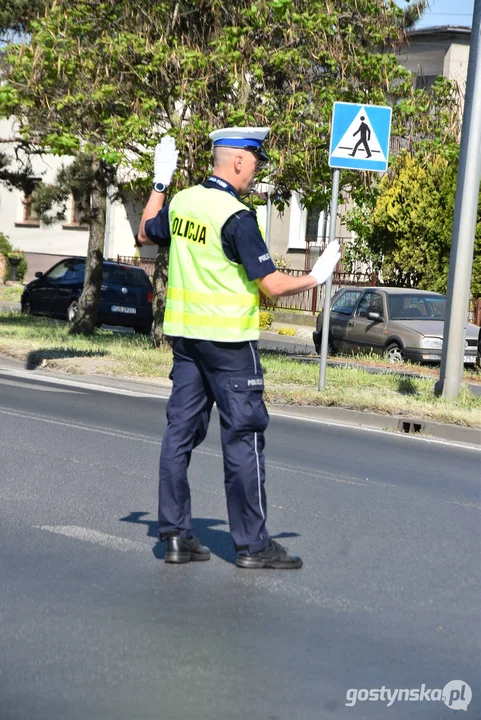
[153,136,179,186]
[309,240,341,285]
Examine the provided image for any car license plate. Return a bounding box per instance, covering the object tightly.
[463,355,475,364]
[111,305,136,314]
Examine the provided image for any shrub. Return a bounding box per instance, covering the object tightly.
[0,232,13,260]
[0,234,27,282]
[260,292,278,311]
[259,310,273,330]
[278,327,296,336]
[273,253,291,270]
[7,250,28,282]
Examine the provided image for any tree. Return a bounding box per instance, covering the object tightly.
[345,75,481,298]
[0,0,47,39]
[399,0,427,30]
[0,2,160,333]
[1,0,423,338]
[346,151,481,297]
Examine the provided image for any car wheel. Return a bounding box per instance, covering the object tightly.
[134,323,153,336]
[67,300,79,323]
[21,295,32,315]
[384,342,404,364]
[315,335,335,355]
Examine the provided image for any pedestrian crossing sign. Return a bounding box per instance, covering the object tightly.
[329,102,392,172]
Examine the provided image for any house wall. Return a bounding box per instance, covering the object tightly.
[0,118,145,277]
[443,42,470,87]
[396,30,470,89]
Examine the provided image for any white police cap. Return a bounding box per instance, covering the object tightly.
[209,127,270,161]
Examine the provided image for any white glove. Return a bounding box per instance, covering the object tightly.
[309,240,341,285]
[153,136,179,186]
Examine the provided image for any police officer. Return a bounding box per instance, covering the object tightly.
[138,127,340,569]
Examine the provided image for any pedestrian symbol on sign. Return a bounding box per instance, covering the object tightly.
[350,116,372,158]
[329,102,392,172]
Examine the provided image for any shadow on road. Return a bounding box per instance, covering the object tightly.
[26,347,107,370]
[119,511,300,564]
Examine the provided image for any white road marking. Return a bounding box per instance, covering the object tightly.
[0,378,85,393]
[0,367,168,399]
[34,523,378,614]
[267,459,369,486]
[269,410,481,453]
[35,525,149,552]
[0,407,160,445]
[232,574,378,614]
[447,500,481,511]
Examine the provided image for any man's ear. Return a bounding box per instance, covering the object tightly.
[233,153,244,172]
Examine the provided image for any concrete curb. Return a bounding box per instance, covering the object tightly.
[0,353,479,449]
[271,404,481,447]
[271,310,316,327]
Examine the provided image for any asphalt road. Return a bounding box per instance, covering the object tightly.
[0,369,480,720]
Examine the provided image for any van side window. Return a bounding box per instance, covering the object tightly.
[356,292,383,318]
[331,290,363,316]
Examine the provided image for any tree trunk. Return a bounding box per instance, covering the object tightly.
[69,162,106,335]
[152,245,170,348]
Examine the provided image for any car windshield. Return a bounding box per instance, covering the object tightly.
[103,266,151,288]
[388,294,446,320]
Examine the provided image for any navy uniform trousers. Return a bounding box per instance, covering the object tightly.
[158,337,270,553]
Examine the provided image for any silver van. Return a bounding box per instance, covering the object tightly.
[313,287,479,364]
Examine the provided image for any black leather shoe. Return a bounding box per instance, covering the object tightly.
[235,540,302,569]
[165,535,211,564]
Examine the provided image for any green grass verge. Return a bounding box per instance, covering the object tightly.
[0,284,24,301]
[0,312,480,427]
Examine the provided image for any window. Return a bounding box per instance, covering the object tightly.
[356,292,384,318]
[388,294,446,320]
[306,206,331,248]
[63,190,89,229]
[415,74,438,92]
[331,290,363,316]
[102,266,151,288]
[64,261,86,283]
[17,179,40,226]
[288,193,331,250]
[72,190,88,225]
[44,261,71,281]
[287,192,308,250]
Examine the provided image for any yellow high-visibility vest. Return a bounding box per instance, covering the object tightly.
[163,185,260,341]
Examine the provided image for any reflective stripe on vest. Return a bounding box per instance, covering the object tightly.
[164,185,260,341]
[167,286,258,308]
[164,309,259,331]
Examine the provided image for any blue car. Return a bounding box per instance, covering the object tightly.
[21,257,153,334]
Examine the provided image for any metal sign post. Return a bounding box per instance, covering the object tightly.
[318,101,392,391]
[436,0,481,399]
[318,168,340,391]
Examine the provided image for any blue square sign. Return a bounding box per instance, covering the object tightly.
[329,102,392,172]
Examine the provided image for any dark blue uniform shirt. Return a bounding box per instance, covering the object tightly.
[144,176,276,281]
